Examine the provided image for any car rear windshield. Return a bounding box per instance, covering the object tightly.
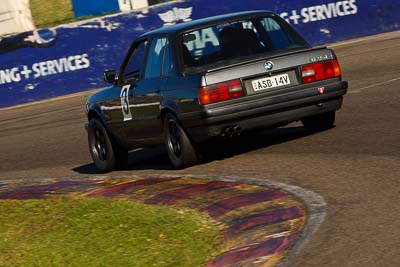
[180,14,309,73]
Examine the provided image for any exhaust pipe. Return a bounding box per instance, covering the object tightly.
[233,126,242,136]
[221,126,242,137]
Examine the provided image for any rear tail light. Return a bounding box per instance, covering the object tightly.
[199,79,244,105]
[301,59,341,84]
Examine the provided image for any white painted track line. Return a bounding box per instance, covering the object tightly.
[348,77,400,94]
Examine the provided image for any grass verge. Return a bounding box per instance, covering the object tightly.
[0,198,222,266]
[30,0,77,28]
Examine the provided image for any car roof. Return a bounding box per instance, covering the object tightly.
[139,10,274,38]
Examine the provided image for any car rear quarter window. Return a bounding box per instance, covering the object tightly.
[162,41,171,77]
[180,15,309,72]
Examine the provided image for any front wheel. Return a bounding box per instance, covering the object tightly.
[301,111,336,131]
[164,113,198,169]
[88,119,128,173]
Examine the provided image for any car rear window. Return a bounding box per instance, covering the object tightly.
[180,15,309,72]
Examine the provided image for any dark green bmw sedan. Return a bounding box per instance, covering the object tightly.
[85,10,348,172]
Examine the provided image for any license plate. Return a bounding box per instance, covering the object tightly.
[251,74,291,91]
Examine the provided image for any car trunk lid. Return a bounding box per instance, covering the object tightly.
[203,47,336,96]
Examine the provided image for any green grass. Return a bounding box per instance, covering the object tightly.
[0,198,222,267]
[30,0,77,28]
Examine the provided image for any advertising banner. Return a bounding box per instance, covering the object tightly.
[0,0,399,108]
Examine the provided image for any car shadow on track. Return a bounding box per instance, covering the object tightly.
[200,126,310,160]
[72,146,173,174]
[72,125,320,174]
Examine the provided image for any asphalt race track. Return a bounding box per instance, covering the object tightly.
[1,31,399,266]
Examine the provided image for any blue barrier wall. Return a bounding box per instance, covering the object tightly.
[0,0,399,108]
[71,0,120,17]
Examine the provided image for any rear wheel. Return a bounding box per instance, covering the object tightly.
[88,119,128,173]
[164,113,198,169]
[301,111,336,131]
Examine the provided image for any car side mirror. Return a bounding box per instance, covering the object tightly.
[104,70,117,83]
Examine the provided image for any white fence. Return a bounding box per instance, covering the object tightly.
[118,0,149,11]
[0,0,35,35]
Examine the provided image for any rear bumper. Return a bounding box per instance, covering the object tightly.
[181,80,348,142]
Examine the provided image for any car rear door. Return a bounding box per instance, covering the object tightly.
[128,36,170,144]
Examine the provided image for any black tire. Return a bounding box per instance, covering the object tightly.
[164,113,198,169]
[88,119,128,173]
[301,111,336,131]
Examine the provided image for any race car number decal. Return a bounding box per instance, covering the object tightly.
[120,85,133,121]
